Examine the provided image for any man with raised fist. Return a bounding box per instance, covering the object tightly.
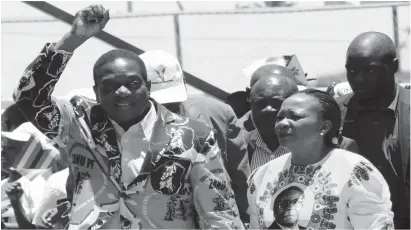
[12,4,239,229]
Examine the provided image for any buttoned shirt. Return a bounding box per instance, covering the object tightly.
[110,101,157,187]
[248,130,289,171]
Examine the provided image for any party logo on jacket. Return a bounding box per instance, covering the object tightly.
[151,157,190,195]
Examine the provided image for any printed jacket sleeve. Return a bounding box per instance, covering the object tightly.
[190,130,240,229]
[12,43,73,144]
[345,160,394,229]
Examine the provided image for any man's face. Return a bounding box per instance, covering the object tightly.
[250,81,286,137]
[345,51,392,101]
[94,58,151,124]
[274,189,304,227]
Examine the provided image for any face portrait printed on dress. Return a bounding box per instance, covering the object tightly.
[266,184,314,229]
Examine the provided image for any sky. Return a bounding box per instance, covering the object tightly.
[1,1,409,100]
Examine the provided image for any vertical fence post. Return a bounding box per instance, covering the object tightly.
[392,5,400,70]
[127,1,133,13]
[173,14,183,67]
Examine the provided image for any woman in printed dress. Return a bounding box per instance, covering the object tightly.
[247,89,394,230]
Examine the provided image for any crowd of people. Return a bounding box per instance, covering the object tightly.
[1,4,410,230]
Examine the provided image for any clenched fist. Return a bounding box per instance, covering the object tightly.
[4,181,23,202]
[71,4,110,39]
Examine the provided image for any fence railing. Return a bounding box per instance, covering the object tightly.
[1,2,409,99]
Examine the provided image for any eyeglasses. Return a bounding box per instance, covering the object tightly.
[277,198,303,210]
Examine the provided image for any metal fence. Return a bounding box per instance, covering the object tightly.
[1,2,410,100]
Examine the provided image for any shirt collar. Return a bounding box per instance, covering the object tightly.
[345,84,400,112]
[110,101,157,138]
[250,130,272,153]
[277,222,299,230]
[388,85,400,111]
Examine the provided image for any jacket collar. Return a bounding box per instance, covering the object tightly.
[109,101,157,139]
[88,99,177,159]
[342,85,399,112]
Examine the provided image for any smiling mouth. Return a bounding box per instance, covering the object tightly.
[115,102,132,107]
[277,132,291,138]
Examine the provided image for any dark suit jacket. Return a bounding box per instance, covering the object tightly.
[268,221,306,230]
[336,86,410,228]
[337,87,410,184]
[175,95,251,223]
[396,86,410,185]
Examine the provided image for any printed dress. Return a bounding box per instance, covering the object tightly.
[247,149,394,229]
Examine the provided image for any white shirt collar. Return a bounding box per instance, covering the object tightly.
[277,222,299,230]
[110,101,157,139]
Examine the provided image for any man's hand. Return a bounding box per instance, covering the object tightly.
[55,4,110,52]
[71,4,110,39]
[41,207,58,228]
[41,201,72,229]
[4,181,23,202]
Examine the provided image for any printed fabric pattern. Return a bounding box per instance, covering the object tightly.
[13,43,241,230]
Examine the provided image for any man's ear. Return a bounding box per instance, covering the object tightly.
[246,87,251,103]
[146,80,151,94]
[93,85,100,103]
[391,58,399,74]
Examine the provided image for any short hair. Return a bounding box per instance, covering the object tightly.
[298,89,342,147]
[93,49,147,83]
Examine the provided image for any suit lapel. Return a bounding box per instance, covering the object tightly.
[89,105,120,159]
[138,103,175,174]
[126,102,177,190]
[340,94,358,138]
[89,105,123,185]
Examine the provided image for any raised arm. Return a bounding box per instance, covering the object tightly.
[12,5,110,142]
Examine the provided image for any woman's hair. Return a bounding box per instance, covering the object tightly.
[298,88,342,147]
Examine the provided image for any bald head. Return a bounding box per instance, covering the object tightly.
[250,74,298,102]
[346,32,398,101]
[347,31,396,64]
[250,64,297,87]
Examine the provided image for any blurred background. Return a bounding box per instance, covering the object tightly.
[1,1,410,107]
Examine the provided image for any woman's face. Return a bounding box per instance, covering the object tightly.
[274,94,325,151]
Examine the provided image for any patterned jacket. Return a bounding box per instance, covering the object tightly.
[13,44,240,229]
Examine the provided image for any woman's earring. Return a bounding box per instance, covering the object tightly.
[320,132,324,136]
[332,137,339,145]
